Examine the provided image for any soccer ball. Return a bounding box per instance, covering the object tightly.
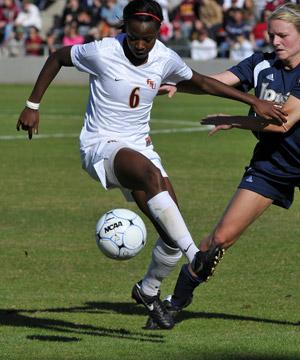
[95,208,147,260]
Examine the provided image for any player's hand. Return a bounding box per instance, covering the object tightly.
[201,114,233,135]
[157,84,177,98]
[208,124,233,136]
[252,99,287,124]
[16,107,39,140]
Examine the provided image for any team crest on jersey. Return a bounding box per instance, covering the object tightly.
[147,79,156,89]
[145,136,152,146]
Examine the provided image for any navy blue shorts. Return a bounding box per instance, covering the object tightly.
[238,168,297,209]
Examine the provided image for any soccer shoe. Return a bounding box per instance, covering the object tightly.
[164,294,193,315]
[191,246,225,282]
[132,281,175,329]
[144,294,193,330]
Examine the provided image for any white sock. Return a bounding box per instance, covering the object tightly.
[141,238,182,296]
[147,191,198,262]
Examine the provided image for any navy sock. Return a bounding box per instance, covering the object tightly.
[171,264,202,309]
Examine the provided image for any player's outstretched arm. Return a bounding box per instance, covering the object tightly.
[185,70,287,124]
[201,115,282,135]
[16,46,73,139]
[202,94,300,134]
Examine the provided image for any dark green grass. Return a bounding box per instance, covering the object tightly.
[0,85,299,360]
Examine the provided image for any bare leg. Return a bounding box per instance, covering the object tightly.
[114,148,198,261]
[114,148,167,198]
[198,188,274,253]
[113,148,193,329]
[172,188,274,309]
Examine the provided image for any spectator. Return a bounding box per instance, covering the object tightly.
[45,29,59,54]
[264,0,285,12]
[82,0,102,25]
[251,8,271,50]
[76,8,94,36]
[91,18,111,39]
[190,26,217,60]
[15,0,42,33]
[166,22,190,57]
[159,20,173,42]
[243,0,254,13]
[254,0,267,20]
[25,25,44,55]
[88,18,120,40]
[197,0,223,40]
[60,0,81,27]
[157,0,173,42]
[229,33,253,60]
[157,0,171,23]
[99,0,123,27]
[223,0,245,11]
[172,0,201,39]
[34,0,53,10]
[0,0,19,45]
[6,25,25,56]
[243,7,256,28]
[219,8,251,58]
[62,20,84,46]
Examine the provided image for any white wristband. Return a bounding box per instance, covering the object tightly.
[26,100,40,110]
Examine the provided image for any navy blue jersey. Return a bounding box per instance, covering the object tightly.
[229,51,300,184]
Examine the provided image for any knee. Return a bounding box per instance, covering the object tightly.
[211,226,239,250]
[143,165,165,193]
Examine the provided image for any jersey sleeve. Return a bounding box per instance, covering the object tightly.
[71,41,101,76]
[228,53,262,92]
[161,49,193,84]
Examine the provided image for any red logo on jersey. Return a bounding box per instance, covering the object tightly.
[147,79,156,89]
[145,136,152,146]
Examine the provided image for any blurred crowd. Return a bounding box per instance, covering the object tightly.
[0,0,298,59]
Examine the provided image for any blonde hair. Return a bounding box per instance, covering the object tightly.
[269,3,300,32]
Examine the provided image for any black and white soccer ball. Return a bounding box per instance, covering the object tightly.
[96,209,147,260]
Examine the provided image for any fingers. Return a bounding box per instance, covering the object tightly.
[208,127,218,136]
[158,84,177,98]
[167,87,177,98]
[272,104,288,124]
[16,119,36,140]
[276,110,288,123]
[28,127,32,140]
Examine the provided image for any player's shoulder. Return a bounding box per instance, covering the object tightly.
[94,34,124,51]
[153,39,183,62]
[250,51,277,66]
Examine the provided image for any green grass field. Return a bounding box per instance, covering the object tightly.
[0,84,299,360]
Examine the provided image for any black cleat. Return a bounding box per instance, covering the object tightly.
[144,294,193,330]
[164,294,193,316]
[191,246,225,282]
[132,281,174,329]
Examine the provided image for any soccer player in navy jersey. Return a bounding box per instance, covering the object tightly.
[148,2,300,329]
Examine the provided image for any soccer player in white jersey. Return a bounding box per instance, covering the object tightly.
[16,0,286,329]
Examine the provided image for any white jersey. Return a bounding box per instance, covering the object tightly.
[71,33,193,151]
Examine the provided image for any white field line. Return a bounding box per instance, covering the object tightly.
[0,118,213,141]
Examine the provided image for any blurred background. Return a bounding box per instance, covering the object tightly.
[0,0,293,60]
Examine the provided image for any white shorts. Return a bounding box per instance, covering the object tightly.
[80,138,168,201]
